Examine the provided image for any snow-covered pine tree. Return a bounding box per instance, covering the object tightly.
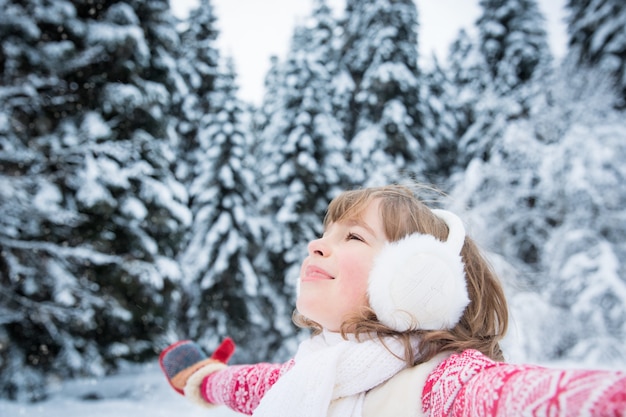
[0,0,189,400]
[477,0,552,94]
[253,0,349,342]
[419,28,491,183]
[456,0,552,169]
[339,0,424,186]
[419,56,455,182]
[535,62,626,365]
[565,0,626,108]
[253,55,283,135]
[421,27,497,176]
[448,28,492,97]
[449,61,626,366]
[174,0,220,184]
[177,58,292,361]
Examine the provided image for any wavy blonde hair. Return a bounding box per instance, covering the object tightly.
[293,184,508,365]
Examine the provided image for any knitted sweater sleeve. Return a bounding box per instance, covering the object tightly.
[199,359,295,415]
[422,349,626,417]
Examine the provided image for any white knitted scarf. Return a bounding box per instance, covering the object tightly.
[252,330,418,417]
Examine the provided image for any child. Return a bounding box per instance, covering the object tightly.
[160,185,626,416]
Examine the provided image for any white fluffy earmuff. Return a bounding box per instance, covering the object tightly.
[368,209,470,331]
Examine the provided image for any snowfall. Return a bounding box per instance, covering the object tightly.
[0,362,243,417]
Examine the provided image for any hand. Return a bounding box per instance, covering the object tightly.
[159,338,235,395]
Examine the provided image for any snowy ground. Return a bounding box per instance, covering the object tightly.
[0,354,620,417]
[0,362,244,417]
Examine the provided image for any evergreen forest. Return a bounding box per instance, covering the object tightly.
[1,0,626,401]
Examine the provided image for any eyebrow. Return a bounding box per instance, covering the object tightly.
[344,218,376,237]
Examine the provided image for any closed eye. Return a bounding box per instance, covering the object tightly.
[346,232,365,242]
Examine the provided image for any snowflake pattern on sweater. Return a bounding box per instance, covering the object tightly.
[201,360,294,415]
[199,349,626,416]
[423,350,626,416]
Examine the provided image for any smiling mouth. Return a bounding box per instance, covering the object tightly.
[302,265,334,281]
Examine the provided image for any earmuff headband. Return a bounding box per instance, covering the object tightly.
[368,209,470,331]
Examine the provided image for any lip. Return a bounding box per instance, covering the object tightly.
[301,265,334,282]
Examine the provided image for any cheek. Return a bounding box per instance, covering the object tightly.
[338,256,372,304]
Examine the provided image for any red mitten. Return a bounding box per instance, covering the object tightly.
[210,337,236,363]
[159,338,235,395]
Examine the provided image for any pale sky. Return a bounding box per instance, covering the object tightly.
[171,0,568,105]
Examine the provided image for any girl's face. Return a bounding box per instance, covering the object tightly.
[296,199,388,332]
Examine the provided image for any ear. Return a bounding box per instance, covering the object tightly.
[368,209,470,331]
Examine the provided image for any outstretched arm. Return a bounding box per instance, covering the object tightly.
[159,338,294,415]
[200,360,295,415]
[423,349,626,417]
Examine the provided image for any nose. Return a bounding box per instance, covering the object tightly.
[308,237,329,257]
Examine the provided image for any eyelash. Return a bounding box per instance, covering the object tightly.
[346,232,364,242]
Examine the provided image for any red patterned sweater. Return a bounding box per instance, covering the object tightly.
[199,349,626,416]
